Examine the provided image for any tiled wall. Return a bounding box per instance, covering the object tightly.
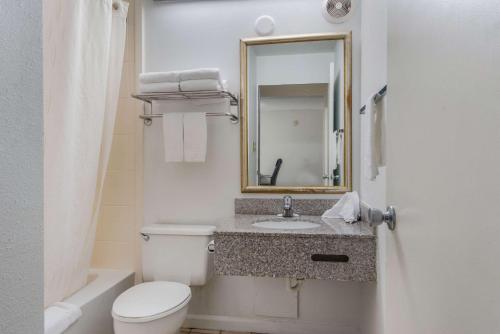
[91,0,143,279]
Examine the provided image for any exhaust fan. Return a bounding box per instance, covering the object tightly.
[322,0,355,23]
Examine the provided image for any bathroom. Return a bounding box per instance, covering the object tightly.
[1,0,500,334]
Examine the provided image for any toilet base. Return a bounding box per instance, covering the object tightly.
[113,304,188,334]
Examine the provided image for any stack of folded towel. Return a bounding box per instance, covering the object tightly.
[138,68,224,93]
[139,71,180,93]
[179,68,222,91]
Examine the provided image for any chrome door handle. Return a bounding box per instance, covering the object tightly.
[368,206,396,231]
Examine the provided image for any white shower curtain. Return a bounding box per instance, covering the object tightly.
[43,0,128,307]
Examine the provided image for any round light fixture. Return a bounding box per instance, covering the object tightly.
[255,15,275,36]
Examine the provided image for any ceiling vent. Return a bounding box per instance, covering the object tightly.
[322,0,354,23]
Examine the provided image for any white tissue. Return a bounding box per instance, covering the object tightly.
[322,191,360,223]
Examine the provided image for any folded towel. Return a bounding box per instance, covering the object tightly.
[139,71,180,84]
[180,79,221,92]
[139,82,179,93]
[44,302,82,334]
[159,106,184,162]
[179,68,220,81]
[183,112,207,162]
[364,93,385,180]
[322,191,360,223]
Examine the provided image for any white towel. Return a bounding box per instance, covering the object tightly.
[183,112,207,162]
[180,79,222,92]
[44,302,82,334]
[162,111,184,162]
[322,191,360,223]
[179,68,220,81]
[139,81,179,93]
[139,71,180,84]
[332,130,338,169]
[337,130,344,167]
[364,93,385,180]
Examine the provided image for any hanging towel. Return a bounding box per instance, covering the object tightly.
[322,191,360,223]
[179,68,221,81]
[183,112,207,162]
[337,130,344,168]
[364,93,385,180]
[161,108,184,162]
[180,79,222,92]
[44,302,82,334]
[331,130,338,169]
[139,81,179,93]
[139,71,180,84]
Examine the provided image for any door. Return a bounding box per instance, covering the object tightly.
[385,1,500,333]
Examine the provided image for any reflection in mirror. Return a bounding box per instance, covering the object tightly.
[257,84,342,187]
[242,34,351,193]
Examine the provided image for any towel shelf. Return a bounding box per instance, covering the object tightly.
[131,90,239,126]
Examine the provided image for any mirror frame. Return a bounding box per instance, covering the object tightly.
[240,32,353,194]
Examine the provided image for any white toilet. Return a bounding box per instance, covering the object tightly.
[112,223,216,334]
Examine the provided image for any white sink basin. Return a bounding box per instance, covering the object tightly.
[252,220,320,230]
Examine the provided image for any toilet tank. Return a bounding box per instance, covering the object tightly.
[140,223,216,286]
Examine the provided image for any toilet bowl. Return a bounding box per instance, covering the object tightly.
[111,223,215,334]
[112,281,191,334]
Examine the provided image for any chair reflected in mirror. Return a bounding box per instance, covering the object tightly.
[259,158,283,186]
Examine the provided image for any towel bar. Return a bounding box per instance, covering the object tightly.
[360,85,387,114]
[131,90,240,126]
[138,111,238,126]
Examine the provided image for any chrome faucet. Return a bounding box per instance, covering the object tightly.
[281,195,296,218]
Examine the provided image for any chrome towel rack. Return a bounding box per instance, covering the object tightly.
[360,85,387,114]
[131,90,240,126]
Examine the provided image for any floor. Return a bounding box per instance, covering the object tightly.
[181,329,266,334]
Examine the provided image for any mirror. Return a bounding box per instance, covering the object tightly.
[240,33,352,193]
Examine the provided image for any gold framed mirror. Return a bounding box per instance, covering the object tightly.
[240,32,352,193]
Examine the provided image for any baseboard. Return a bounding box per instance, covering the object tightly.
[185,313,359,334]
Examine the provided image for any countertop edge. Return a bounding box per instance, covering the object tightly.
[214,231,376,239]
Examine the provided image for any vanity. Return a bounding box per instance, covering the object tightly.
[214,199,376,282]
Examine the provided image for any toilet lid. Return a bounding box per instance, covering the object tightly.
[112,281,191,323]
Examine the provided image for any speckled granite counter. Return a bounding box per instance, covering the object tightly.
[214,215,376,282]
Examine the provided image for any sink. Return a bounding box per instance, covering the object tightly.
[252,219,320,230]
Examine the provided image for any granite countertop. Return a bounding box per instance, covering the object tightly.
[215,214,375,238]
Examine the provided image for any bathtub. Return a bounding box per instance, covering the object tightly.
[63,269,135,334]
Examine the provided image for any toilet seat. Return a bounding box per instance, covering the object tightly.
[112,281,191,323]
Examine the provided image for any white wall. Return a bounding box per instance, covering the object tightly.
[359,0,387,333]
[142,0,363,332]
[0,1,43,333]
[360,2,387,210]
[143,0,361,208]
